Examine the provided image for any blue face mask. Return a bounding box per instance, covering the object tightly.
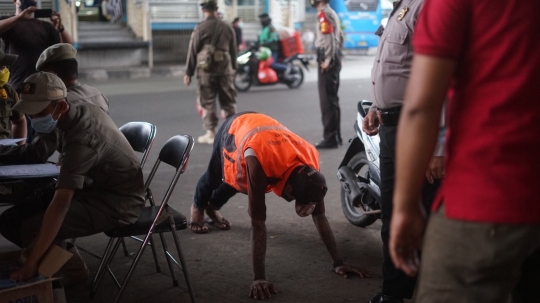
[31,105,60,134]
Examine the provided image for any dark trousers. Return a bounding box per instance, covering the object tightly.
[193,113,249,211]
[317,56,342,143]
[379,125,441,299]
[270,52,288,73]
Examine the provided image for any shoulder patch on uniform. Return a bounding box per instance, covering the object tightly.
[318,11,334,34]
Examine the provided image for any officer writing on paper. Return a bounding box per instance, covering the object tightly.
[184,0,237,145]
[0,72,144,301]
[189,112,371,299]
[0,43,109,165]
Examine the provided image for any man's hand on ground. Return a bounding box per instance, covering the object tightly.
[389,206,426,277]
[362,111,380,136]
[333,264,372,279]
[426,156,445,183]
[10,262,38,282]
[249,280,277,300]
[184,75,191,87]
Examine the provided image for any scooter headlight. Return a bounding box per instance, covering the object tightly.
[237,52,251,65]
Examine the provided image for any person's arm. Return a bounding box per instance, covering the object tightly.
[0,130,61,165]
[0,7,36,35]
[312,206,371,278]
[50,11,72,44]
[244,155,278,300]
[184,27,199,84]
[389,55,456,276]
[10,189,75,281]
[10,115,26,145]
[229,26,238,70]
[319,11,336,71]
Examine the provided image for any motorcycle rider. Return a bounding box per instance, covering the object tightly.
[361,0,444,302]
[257,13,291,79]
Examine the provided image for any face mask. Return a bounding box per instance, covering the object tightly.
[31,104,60,134]
[0,68,9,87]
[239,22,244,28]
[19,0,37,10]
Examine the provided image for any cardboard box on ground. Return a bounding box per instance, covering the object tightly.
[0,245,72,303]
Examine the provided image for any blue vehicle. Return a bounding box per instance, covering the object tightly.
[330,0,391,50]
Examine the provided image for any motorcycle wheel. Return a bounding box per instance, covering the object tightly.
[286,64,304,89]
[234,69,253,92]
[340,152,379,227]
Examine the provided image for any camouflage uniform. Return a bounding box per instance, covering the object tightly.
[0,83,22,139]
[185,14,238,138]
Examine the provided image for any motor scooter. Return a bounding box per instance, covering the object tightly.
[336,100,382,227]
[234,43,310,92]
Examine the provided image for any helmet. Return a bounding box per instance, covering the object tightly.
[310,0,329,7]
[256,47,272,61]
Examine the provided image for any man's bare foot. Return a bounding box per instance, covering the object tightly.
[189,204,209,234]
[205,206,232,230]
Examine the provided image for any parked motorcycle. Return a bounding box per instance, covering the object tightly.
[337,100,382,227]
[234,43,309,92]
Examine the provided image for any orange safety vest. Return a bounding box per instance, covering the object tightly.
[223,113,320,196]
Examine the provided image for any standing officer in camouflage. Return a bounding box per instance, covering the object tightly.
[0,49,26,142]
[184,1,237,145]
[311,0,343,149]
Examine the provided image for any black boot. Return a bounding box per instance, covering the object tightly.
[368,293,404,303]
[315,138,338,149]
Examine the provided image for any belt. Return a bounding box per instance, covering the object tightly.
[376,106,402,127]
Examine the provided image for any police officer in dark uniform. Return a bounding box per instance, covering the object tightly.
[362,0,444,302]
[311,0,344,149]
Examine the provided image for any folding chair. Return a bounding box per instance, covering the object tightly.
[74,122,160,283]
[119,122,157,169]
[90,135,196,303]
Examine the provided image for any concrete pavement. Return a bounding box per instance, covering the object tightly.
[0,58,401,303]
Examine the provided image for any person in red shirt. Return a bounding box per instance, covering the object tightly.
[389,0,540,302]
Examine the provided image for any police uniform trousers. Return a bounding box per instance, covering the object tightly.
[0,191,131,248]
[197,74,237,131]
[193,112,256,211]
[317,55,341,143]
[379,124,441,299]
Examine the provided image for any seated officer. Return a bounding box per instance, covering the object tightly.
[0,49,26,142]
[190,112,371,300]
[0,72,145,301]
[0,43,109,165]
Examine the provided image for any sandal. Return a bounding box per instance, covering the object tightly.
[206,217,232,230]
[189,222,209,234]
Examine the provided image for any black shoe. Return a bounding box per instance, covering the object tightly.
[315,139,338,149]
[368,293,403,303]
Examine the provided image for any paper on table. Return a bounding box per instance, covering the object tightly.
[0,138,25,146]
[0,164,59,179]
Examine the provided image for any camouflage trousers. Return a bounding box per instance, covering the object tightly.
[197,74,237,131]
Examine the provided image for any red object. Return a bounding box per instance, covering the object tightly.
[415,0,540,223]
[280,32,304,58]
[318,11,334,34]
[258,57,278,84]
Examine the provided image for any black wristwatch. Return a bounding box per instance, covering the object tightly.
[57,25,65,33]
[331,259,344,271]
